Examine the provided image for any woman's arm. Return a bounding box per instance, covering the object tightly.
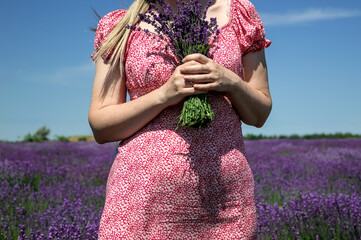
[88,58,206,144]
[229,50,272,127]
[181,50,272,128]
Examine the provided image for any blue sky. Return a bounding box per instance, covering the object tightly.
[1,0,360,141]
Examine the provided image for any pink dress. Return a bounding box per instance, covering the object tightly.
[91,0,270,238]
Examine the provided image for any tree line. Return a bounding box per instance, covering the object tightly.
[10,126,361,142]
[243,132,361,140]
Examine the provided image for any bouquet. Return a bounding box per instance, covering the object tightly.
[128,0,220,129]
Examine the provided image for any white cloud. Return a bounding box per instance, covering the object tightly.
[261,8,361,26]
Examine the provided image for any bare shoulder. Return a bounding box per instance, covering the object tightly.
[207,0,229,27]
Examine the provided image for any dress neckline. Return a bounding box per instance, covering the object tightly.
[215,0,233,33]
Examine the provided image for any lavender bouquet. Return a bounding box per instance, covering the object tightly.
[128,0,220,129]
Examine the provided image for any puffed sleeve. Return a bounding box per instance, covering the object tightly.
[231,0,271,56]
[91,9,127,61]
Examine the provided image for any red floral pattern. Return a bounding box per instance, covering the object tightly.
[92,0,270,239]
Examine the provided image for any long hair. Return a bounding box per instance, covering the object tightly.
[91,0,150,79]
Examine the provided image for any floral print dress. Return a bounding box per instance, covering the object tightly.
[91,0,270,238]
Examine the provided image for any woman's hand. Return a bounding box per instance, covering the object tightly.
[180,53,241,94]
[159,60,208,107]
[89,57,209,143]
[181,51,272,128]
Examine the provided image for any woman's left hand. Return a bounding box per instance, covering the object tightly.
[180,53,241,93]
[181,51,272,128]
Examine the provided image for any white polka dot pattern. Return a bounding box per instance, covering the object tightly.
[91,0,270,239]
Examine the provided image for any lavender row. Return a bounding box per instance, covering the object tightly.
[256,191,361,239]
[1,139,360,239]
[245,139,361,204]
[0,141,115,239]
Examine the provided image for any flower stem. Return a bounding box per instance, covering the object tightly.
[175,94,215,130]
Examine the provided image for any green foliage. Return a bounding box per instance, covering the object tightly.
[55,135,69,142]
[22,126,50,142]
[243,132,361,140]
[176,94,215,130]
[78,136,87,141]
[34,126,50,140]
[23,133,35,142]
[244,133,278,140]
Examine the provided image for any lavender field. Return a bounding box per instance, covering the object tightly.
[1,139,360,239]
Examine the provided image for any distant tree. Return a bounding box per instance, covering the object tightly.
[78,136,87,141]
[289,134,300,139]
[55,135,69,142]
[23,133,35,142]
[34,126,50,141]
[243,132,361,140]
[244,134,259,140]
[23,126,50,142]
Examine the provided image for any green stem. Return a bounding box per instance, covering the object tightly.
[175,94,215,130]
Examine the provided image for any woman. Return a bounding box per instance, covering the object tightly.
[89,0,271,238]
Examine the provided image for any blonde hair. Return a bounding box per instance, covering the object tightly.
[92,0,151,77]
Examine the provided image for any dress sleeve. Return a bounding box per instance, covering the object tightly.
[231,0,271,56]
[90,9,127,61]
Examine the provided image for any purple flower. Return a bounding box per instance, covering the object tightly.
[126,0,221,129]
[1,139,361,238]
[133,0,219,61]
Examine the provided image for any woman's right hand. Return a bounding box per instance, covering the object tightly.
[89,58,207,143]
[159,61,208,107]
